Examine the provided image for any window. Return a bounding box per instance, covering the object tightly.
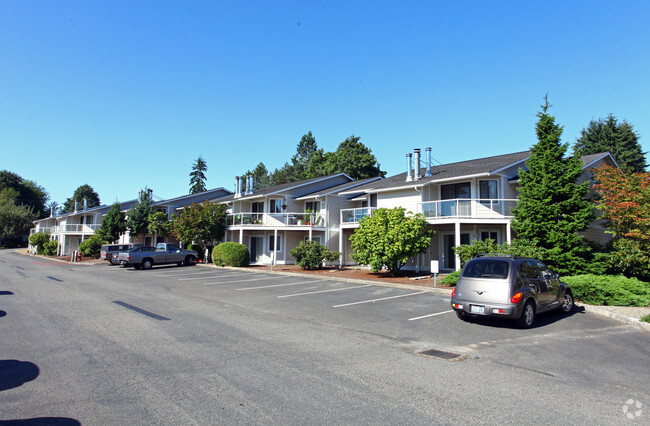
[304,236,322,245]
[305,201,320,212]
[270,199,282,214]
[480,231,498,242]
[251,202,264,213]
[479,180,498,200]
[268,235,282,251]
[441,182,471,199]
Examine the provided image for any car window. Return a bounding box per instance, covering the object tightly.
[167,244,181,251]
[523,260,542,279]
[535,261,553,278]
[462,259,509,278]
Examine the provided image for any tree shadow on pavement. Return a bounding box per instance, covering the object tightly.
[0,359,40,392]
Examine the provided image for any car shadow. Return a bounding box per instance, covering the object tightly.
[464,305,586,329]
[0,310,6,318]
[0,359,40,392]
[0,418,81,425]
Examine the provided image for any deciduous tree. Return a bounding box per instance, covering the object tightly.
[127,188,154,239]
[63,184,100,213]
[350,207,433,276]
[172,202,227,249]
[148,211,172,239]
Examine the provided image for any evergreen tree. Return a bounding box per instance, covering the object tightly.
[62,184,100,213]
[291,131,318,179]
[574,114,646,173]
[328,135,386,179]
[0,170,49,218]
[127,188,154,238]
[189,156,208,194]
[512,97,593,274]
[97,202,127,243]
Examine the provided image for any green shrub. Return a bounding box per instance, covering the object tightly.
[78,234,105,258]
[562,274,650,307]
[440,270,461,287]
[42,240,59,256]
[641,314,650,323]
[289,240,340,270]
[29,232,51,254]
[212,242,249,267]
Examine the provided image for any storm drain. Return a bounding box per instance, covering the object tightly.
[418,348,466,361]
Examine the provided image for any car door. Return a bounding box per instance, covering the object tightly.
[535,261,560,306]
[165,244,183,263]
[522,260,550,306]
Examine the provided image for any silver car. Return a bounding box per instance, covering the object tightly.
[450,255,574,328]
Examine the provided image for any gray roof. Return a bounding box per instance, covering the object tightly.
[295,177,384,200]
[218,173,353,202]
[341,151,531,194]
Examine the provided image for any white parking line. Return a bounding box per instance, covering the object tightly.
[408,310,454,321]
[333,291,428,308]
[237,280,318,291]
[178,272,252,281]
[278,284,372,298]
[203,276,283,285]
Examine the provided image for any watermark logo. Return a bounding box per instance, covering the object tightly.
[622,399,643,420]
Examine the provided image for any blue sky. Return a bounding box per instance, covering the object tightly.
[2,1,649,206]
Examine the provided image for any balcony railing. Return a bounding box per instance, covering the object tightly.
[227,212,325,227]
[30,227,53,235]
[340,207,376,225]
[419,199,518,220]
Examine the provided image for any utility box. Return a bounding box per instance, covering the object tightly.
[430,260,439,274]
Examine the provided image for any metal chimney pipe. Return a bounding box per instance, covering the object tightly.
[83,198,87,210]
[246,175,252,195]
[235,176,241,197]
[425,147,433,177]
[414,149,421,180]
[406,153,413,182]
[74,200,78,212]
[250,175,255,193]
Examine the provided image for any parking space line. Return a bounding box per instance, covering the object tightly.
[408,310,454,321]
[278,284,372,298]
[203,276,284,285]
[333,291,428,308]
[178,272,252,281]
[237,280,319,291]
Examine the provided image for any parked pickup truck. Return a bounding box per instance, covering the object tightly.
[120,243,198,270]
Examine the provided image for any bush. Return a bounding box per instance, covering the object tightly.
[290,240,340,270]
[440,270,461,287]
[42,240,58,256]
[562,274,650,307]
[212,242,249,267]
[29,232,51,254]
[78,234,105,258]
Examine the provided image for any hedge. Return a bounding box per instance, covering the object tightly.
[562,274,650,307]
[212,242,249,267]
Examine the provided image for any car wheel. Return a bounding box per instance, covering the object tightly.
[184,255,195,266]
[561,291,574,313]
[141,259,153,270]
[516,301,535,329]
[456,310,471,322]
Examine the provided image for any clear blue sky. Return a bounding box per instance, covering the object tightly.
[2,1,649,206]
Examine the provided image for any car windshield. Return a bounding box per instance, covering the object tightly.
[462,259,509,278]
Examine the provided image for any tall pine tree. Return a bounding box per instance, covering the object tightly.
[512,97,593,274]
[97,201,127,243]
[574,114,646,173]
[189,156,208,194]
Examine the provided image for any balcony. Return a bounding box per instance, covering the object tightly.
[30,227,53,235]
[227,212,325,228]
[53,224,101,234]
[340,207,375,225]
[419,199,518,220]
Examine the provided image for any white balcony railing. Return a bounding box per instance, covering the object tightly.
[53,224,101,234]
[30,227,53,235]
[419,199,518,220]
[340,207,376,225]
[227,212,325,227]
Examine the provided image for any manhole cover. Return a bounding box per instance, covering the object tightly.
[418,348,465,360]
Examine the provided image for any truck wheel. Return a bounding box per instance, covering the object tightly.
[184,255,195,266]
[142,259,153,270]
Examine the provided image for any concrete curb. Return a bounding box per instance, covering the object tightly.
[578,303,650,332]
[15,250,105,266]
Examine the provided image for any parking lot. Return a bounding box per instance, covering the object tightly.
[2,251,649,424]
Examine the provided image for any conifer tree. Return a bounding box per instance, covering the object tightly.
[97,201,127,243]
[189,156,208,194]
[512,97,593,274]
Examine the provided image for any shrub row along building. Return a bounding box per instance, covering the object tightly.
[30,149,615,271]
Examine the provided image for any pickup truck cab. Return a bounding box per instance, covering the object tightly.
[125,243,198,270]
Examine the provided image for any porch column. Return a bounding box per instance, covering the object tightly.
[308,227,312,241]
[273,229,278,266]
[283,231,287,263]
[239,228,243,244]
[454,221,461,271]
[339,229,344,268]
[506,221,512,244]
